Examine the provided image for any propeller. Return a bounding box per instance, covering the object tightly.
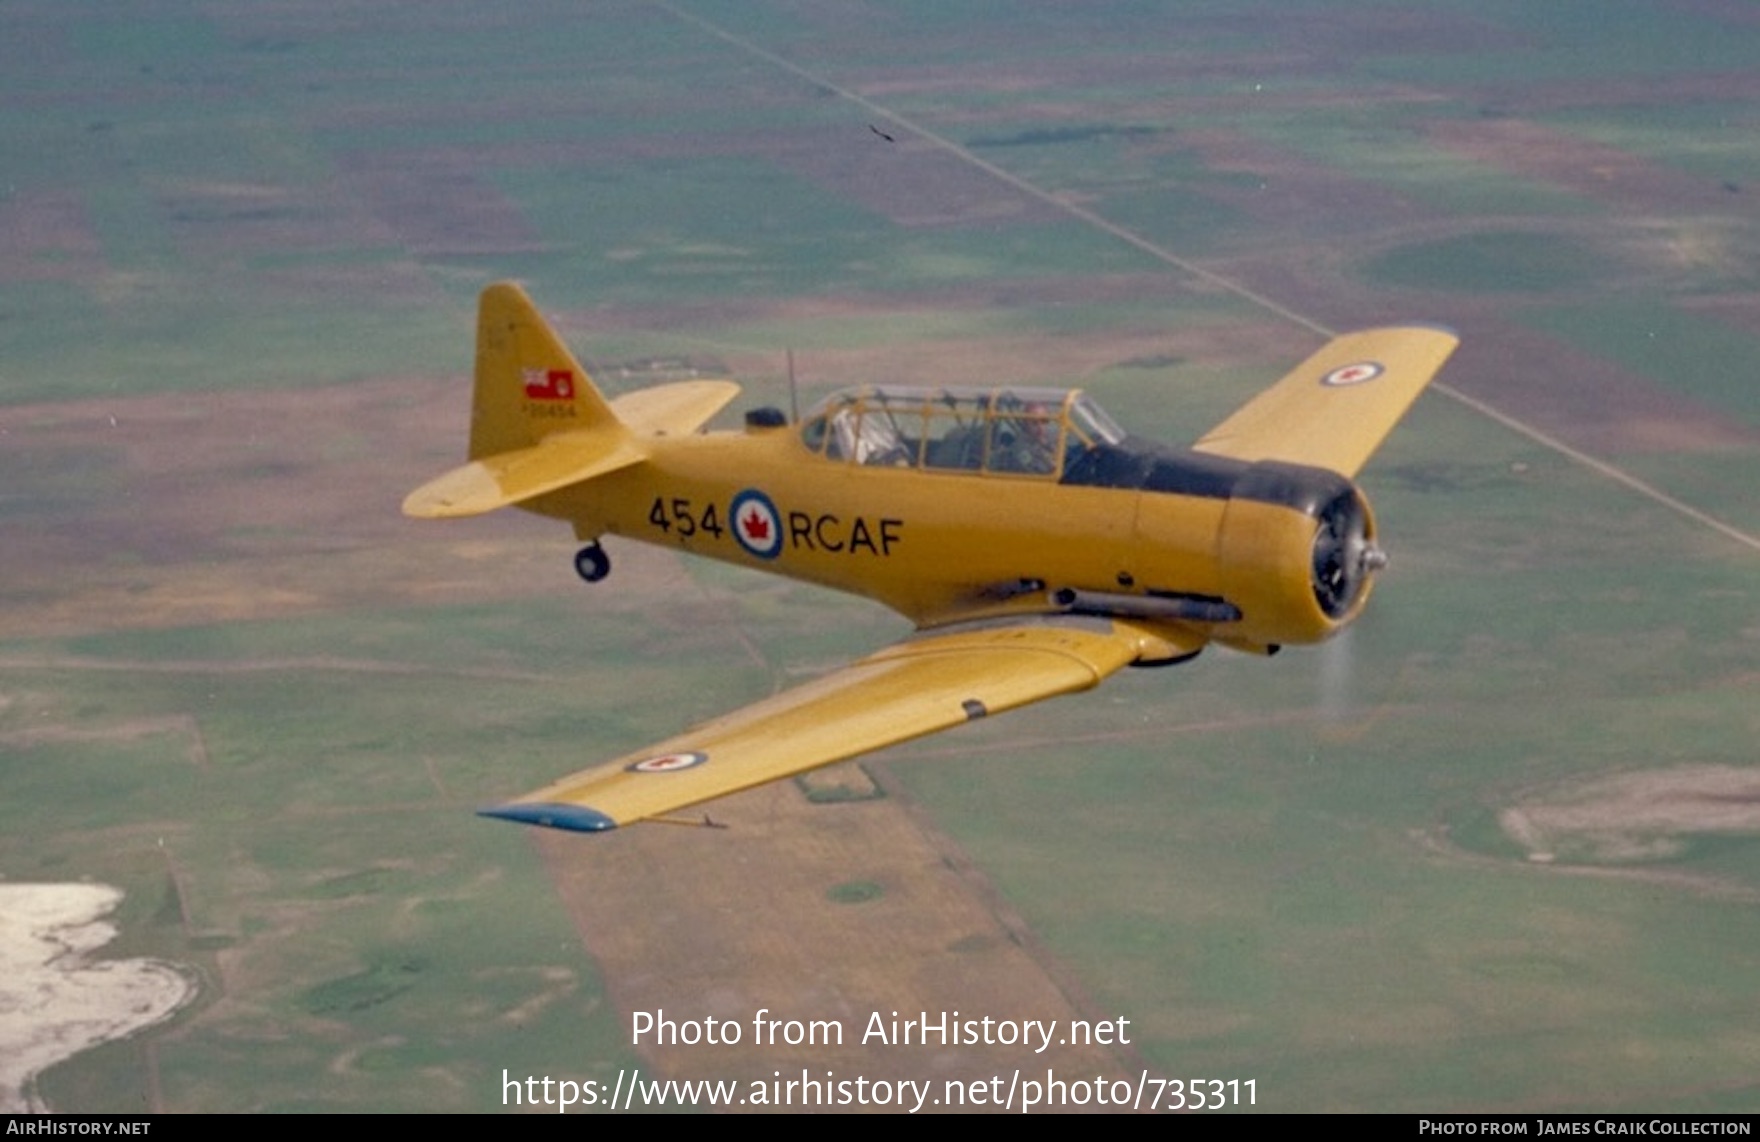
[1310,490,1382,619]
[1310,490,1386,725]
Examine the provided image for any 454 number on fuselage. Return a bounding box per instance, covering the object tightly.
[646,492,903,562]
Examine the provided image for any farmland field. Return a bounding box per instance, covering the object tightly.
[4,0,1760,1114]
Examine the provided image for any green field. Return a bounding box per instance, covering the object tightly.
[4,0,1760,1114]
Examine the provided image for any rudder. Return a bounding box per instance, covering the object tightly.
[469,282,622,460]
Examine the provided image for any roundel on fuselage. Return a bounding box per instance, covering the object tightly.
[730,488,783,559]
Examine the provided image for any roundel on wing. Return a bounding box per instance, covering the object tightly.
[627,751,708,774]
[1321,361,1384,387]
[730,488,783,560]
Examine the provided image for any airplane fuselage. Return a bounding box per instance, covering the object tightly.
[528,407,1372,652]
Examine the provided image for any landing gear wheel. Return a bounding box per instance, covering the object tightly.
[574,542,610,583]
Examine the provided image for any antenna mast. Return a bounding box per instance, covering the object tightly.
[786,347,800,423]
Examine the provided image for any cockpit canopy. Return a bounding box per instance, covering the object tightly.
[799,386,1126,479]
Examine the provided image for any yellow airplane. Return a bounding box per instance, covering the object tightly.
[405,283,1458,833]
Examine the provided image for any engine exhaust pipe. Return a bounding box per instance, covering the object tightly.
[1053,587,1241,624]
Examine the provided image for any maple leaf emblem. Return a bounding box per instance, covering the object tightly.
[741,508,771,541]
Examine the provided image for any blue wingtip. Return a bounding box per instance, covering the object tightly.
[478,802,619,833]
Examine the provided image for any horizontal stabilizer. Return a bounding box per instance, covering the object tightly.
[611,380,741,437]
[402,431,643,519]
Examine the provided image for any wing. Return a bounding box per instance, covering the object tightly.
[479,616,1203,832]
[1191,325,1459,477]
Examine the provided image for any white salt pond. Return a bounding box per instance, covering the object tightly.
[0,883,196,1112]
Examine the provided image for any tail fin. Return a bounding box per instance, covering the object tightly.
[403,283,644,520]
[469,282,623,460]
[404,282,744,521]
